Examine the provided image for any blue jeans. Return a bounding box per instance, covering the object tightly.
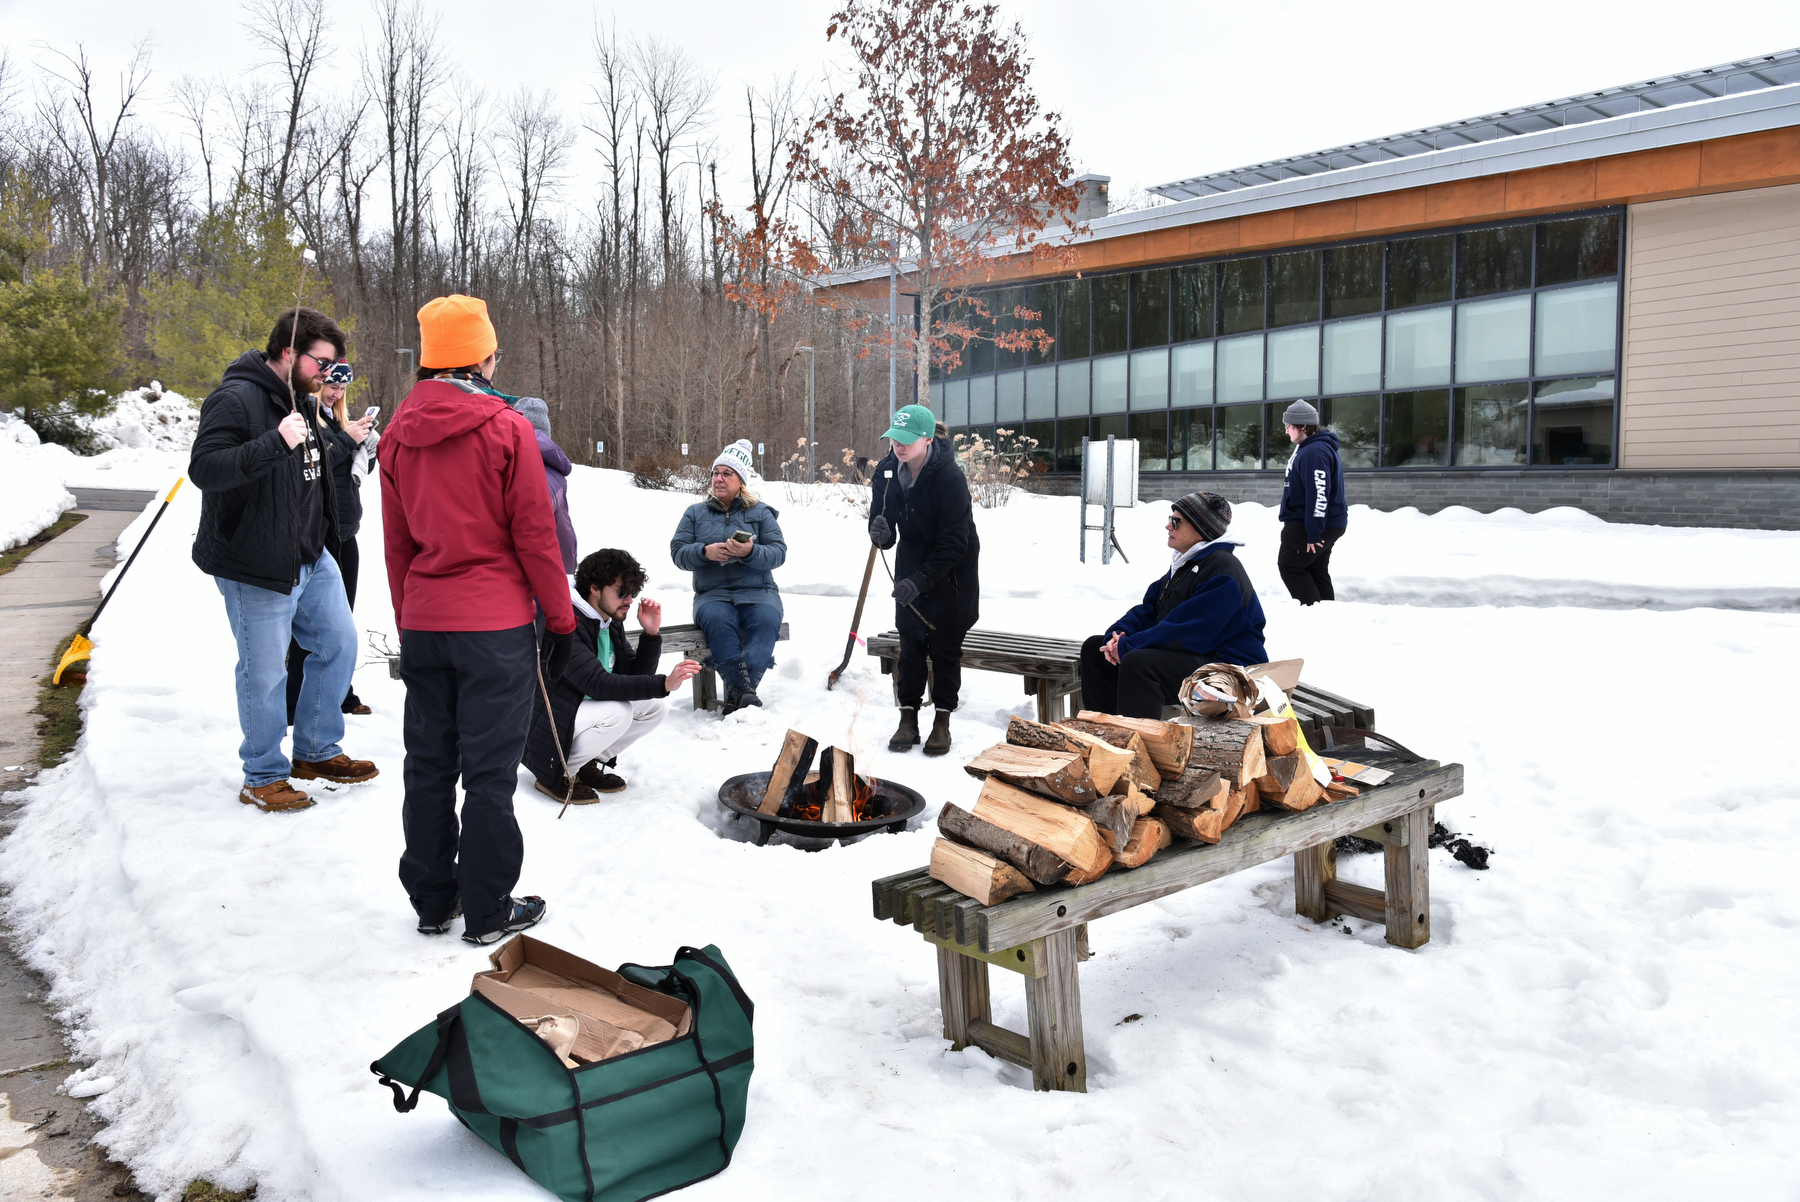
[215,553,357,786]
[694,600,781,690]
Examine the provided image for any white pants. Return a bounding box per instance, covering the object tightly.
[568,698,668,768]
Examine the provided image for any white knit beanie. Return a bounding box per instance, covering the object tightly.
[712,438,756,483]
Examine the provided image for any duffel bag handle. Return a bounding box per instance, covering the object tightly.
[372,1004,463,1114]
[667,966,733,1170]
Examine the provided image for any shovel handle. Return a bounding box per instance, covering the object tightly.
[827,544,881,690]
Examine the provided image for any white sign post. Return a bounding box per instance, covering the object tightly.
[1079,436,1138,564]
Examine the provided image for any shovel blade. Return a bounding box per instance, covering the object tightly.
[53,634,93,685]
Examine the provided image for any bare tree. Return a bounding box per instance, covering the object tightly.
[36,40,155,276]
[494,87,573,282]
[363,0,443,363]
[632,37,711,280]
[242,0,324,215]
[443,79,487,289]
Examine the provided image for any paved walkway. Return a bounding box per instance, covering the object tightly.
[0,488,155,1199]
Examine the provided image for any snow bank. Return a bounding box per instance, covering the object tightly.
[85,384,200,453]
[0,412,75,550]
[2,468,1798,1200]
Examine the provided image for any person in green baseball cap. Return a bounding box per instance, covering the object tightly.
[867,405,980,756]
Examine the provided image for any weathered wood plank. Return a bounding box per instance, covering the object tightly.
[921,931,1047,978]
[966,1019,1033,1069]
[1322,879,1387,925]
[1024,927,1086,1092]
[937,946,992,1048]
[1293,842,1335,922]
[872,868,933,920]
[1352,817,1412,847]
[1384,805,1432,949]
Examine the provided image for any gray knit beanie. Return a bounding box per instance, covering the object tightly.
[1172,491,1232,542]
[515,396,552,438]
[1282,399,1320,426]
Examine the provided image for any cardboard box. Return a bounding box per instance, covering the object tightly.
[474,935,692,1065]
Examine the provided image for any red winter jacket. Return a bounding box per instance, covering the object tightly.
[380,377,576,636]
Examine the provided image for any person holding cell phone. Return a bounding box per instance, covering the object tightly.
[669,439,787,713]
[286,360,379,722]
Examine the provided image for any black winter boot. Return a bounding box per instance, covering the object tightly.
[922,709,953,756]
[888,706,920,751]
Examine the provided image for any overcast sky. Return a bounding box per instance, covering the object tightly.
[3,0,1796,212]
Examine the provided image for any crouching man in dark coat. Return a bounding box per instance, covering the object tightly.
[868,404,980,756]
[1079,491,1268,719]
[524,549,703,802]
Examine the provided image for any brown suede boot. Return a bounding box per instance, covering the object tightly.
[922,710,953,756]
[291,754,380,784]
[534,777,600,804]
[240,780,315,812]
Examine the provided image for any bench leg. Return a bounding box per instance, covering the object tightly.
[1034,679,1059,723]
[936,945,991,1049]
[1384,806,1432,949]
[1023,927,1086,1093]
[1294,841,1337,923]
[692,669,718,712]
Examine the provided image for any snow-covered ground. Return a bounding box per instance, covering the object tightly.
[2,466,1797,1201]
[0,413,76,550]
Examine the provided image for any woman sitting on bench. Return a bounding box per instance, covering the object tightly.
[1078,491,1267,719]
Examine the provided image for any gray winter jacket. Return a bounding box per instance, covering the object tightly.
[670,494,787,613]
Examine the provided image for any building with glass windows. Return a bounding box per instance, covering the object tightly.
[825,50,1800,529]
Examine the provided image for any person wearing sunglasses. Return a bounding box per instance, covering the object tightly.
[285,360,379,723]
[1077,490,1267,719]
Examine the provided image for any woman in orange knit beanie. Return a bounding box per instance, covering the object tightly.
[417,294,498,371]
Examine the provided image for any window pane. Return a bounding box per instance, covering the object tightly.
[944,379,969,427]
[1322,394,1379,468]
[1455,294,1530,383]
[1323,317,1382,394]
[1173,342,1214,407]
[969,375,996,424]
[1055,417,1086,471]
[1023,420,1055,473]
[1387,234,1452,309]
[1216,403,1263,469]
[1219,258,1265,334]
[1535,282,1617,376]
[1130,411,1168,471]
[1023,283,1056,366]
[1269,250,1320,327]
[1174,407,1214,470]
[1217,333,1265,402]
[1056,278,1090,360]
[928,381,943,415]
[1385,307,1452,388]
[1129,347,1169,410]
[1325,242,1382,318]
[1381,390,1450,467]
[1538,214,1620,286]
[1457,225,1532,298]
[995,369,1025,424]
[1130,268,1169,348]
[1265,405,1294,469]
[1532,376,1615,465]
[1092,354,1128,414]
[1093,413,1129,451]
[1025,364,1056,419]
[1174,264,1214,341]
[1453,383,1528,465]
[1267,326,1319,399]
[948,334,971,377]
[1057,361,1089,415]
[1092,274,1128,355]
[992,288,1023,371]
[967,296,996,374]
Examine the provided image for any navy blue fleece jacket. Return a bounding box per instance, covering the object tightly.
[1279,431,1348,542]
[1108,542,1267,665]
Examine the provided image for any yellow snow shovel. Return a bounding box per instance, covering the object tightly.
[53,477,185,685]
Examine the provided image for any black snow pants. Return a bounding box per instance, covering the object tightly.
[397,623,536,936]
[897,625,968,712]
[1078,635,1203,720]
[1277,522,1346,605]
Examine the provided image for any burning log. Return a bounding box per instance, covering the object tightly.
[929,839,1036,906]
[759,730,819,816]
[970,778,1109,878]
[938,802,1071,886]
[1113,817,1173,869]
[818,747,858,824]
[1186,719,1267,787]
[964,743,1097,805]
[1074,712,1194,777]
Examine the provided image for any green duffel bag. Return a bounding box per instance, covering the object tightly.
[371,943,753,1202]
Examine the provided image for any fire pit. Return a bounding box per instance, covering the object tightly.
[717,771,926,847]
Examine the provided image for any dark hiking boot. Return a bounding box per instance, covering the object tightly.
[342,694,372,715]
[239,780,314,812]
[418,904,462,935]
[535,776,600,804]
[462,895,547,945]
[719,660,756,714]
[737,689,763,709]
[576,760,628,794]
[888,707,920,752]
[923,709,954,756]
[291,754,380,784]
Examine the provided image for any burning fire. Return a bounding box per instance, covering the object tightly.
[787,771,881,823]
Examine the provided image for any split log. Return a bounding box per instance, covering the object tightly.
[1185,718,1267,786]
[1152,765,1225,811]
[1221,785,1252,828]
[930,839,1036,906]
[1251,712,1301,757]
[1042,723,1135,794]
[1113,816,1173,869]
[970,777,1108,877]
[1005,715,1082,754]
[1074,711,1194,776]
[1119,782,1157,821]
[1324,779,1360,801]
[759,730,819,815]
[1059,840,1114,886]
[1155,802,1225,845]
[964,743,1098,805]
[1121,733,1162,792]
[823,747,857,823]
[1062,721,1161,791]
[1077,794,1138,853]
[1256,754,1324,812]
[937,802,1070,886]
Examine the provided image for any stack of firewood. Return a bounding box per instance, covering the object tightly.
[928,709,1360,905]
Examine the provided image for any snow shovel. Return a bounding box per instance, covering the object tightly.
[826,544,880,690]
[53,477,185,685]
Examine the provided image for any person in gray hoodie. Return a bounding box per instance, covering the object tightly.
[669,439,787,712]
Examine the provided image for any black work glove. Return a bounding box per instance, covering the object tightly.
[869,515,891,547]
[542,627,574,682]
[892,575,920,608]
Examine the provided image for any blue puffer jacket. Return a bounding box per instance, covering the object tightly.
[1109,542,1267,665]
[670,493,787,612]
[1280,431,1348,542]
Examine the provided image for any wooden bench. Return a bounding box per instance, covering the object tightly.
[864,627,1376,737]
[656,621,790,711]
[871,755,1464,1093]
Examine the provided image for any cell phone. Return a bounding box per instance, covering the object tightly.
[364,406,380,419]
[731,531,753,544]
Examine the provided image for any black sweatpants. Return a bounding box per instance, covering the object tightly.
[897,626,967,711]
[397,623,537,935]
[1078,635,1203,719]
[1277,522,1346,605]
[287,535,361,721]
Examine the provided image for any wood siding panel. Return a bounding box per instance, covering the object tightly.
[1187,218,1242,256]
[1355,188,1427,233]
[1425,176,1506,222]
[1699,127,1800,188]
[1594,143,1702,201]
[1505,160,1597,212]
[1292,198,1357,242]
[1622,183,1800,471]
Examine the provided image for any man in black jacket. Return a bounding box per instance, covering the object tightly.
[189,307,378,813]
[524,549,702,801]
[868,404,980,757]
